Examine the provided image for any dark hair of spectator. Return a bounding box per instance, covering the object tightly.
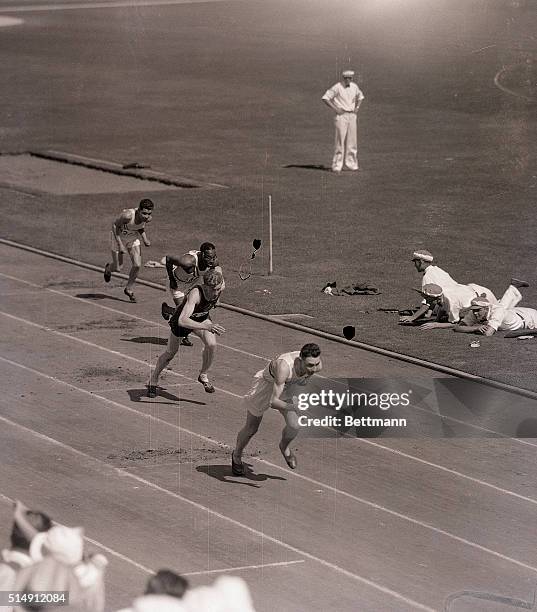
[145,569,189,599]
[11,511,52,551]
[300,343,321,359]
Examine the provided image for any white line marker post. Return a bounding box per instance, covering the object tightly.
[268,195,273,275]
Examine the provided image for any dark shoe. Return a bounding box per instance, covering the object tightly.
[161,302,174,321]
[279,442,297,469]
[104,263,112,283]
[124,288,137,303]
[231,451,245,476]
[321,281,337,293]
[181,337,193,347]
[511,278,529,288]
[198,375,215,393]
[147,385,158,398]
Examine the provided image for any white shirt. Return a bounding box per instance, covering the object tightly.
[322,82,364,113]
[488,305,536,331]
[441,285,479,323]
[422,265,458,289]
[117,209,146,242]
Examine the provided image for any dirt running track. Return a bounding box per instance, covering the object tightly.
[1,243,537,611]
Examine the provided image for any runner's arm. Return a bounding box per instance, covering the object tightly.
[112,211,131,252]
[270,360,296,412]
[177,289,225,334]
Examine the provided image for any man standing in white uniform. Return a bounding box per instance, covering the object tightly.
[322,69,364,173]
[231,343,322,476]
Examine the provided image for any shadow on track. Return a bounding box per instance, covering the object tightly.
[76,292,132,304]
[121,337,168,346]
[127,388,206,405]
[197,463,287,488]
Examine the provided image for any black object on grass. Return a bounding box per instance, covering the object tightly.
[343,325,356,340]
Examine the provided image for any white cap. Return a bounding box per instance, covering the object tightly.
[342,70,355,77]
[412,249,433,262]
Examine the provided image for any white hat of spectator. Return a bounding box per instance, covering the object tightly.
[30,526,84,565]
[182,576,255,612]
[127,594,187,612]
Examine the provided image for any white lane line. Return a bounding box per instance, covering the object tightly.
[0,271,346,386]
[0,16,23,25]
[0,309,243,399]
[3,354,537,579]
[0,271,270,364]
[181,559,305,577]
[0,492,305,577]
[0,0,234,13]
[0,415,437,612]
[4,270,536,449]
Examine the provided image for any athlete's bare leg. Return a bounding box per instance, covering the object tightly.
[278,410,299,469]
[110,250,123,272]
[234,412,263,462]
[194,329,217,392]
[148,332,181,394]
[125,245,141,294]
[104,250,123,282]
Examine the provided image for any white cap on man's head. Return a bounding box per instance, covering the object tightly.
[412,249,433,262]
[342,69,355,77]
[421,283,443,298]
[470,296,491,310]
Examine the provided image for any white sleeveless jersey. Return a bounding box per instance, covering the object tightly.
[261,351,309,384]
[118,209,146,242]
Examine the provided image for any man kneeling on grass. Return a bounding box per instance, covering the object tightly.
[418,278,532,336]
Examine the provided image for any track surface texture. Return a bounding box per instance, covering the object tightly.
[1,245,537,611]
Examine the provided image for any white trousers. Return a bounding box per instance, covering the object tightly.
[332,113,358,171]
[499,285,522,309]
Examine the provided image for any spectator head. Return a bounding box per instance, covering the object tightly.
[11,510,52,552]
[145,569,189,599]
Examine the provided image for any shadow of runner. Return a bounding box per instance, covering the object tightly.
[197,463,287,488]
[121,337,168,346]
[127,388,206,405]
[75,292,132,303]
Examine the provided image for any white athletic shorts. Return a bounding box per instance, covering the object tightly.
[110,231,140,250]
[244,370,297,417]
[168,281,185,302]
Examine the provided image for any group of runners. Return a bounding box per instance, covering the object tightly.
[103,199,323,475]
[101,200,537,477]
